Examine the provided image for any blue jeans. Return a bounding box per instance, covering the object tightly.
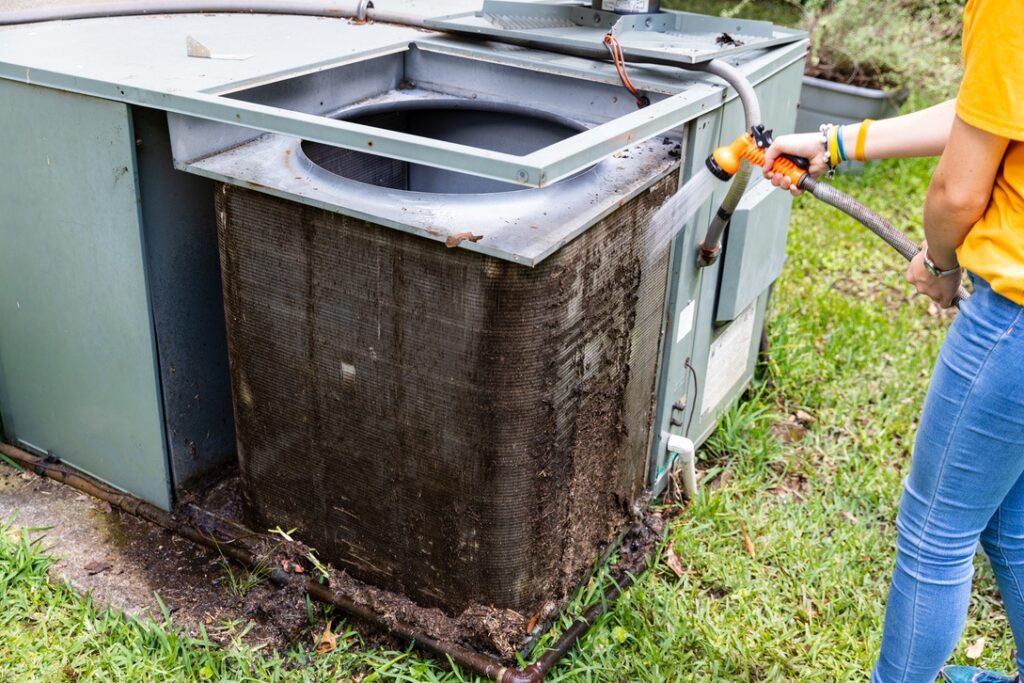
[873,276,1024,682]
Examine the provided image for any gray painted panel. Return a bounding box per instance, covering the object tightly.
[0,80,171,508]
[133,107,236,493]
[647,107,723,492]
[714,178,792,322]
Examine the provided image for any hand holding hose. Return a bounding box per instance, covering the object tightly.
[798,175,970,309]
[706,128,969,309]
[906,242,965,309]
[762,132,830,195]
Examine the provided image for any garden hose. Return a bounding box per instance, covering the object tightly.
[707,127,970,308]
[692,60,763,268]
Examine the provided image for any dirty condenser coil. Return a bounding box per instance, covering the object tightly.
[216,169,675,617]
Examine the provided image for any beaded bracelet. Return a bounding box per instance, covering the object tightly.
[818,123,836,176]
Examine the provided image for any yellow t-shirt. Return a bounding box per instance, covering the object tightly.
[955,0,1024,305]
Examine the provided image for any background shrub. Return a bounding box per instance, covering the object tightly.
[667,0,964,100]
[805,0,963,99]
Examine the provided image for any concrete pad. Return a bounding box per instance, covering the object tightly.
[0,463,309,647]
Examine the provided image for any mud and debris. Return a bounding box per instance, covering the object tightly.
[615,499,668,577]
[715,32,744,47]
[216,176,675,627]
[1,459,669,664]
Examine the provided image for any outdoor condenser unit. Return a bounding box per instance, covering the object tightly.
[0,0,806,619]
[215,107,676,612]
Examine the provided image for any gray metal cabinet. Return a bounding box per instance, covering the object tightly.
[0,81,234,508]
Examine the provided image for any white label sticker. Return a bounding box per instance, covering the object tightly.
[701,305,757,416]
[676,300,696,344]
[603,0,648,11]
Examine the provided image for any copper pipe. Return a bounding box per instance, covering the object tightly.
[502,575,634,683]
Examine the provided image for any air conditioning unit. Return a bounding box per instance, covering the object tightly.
[215,96,675,614]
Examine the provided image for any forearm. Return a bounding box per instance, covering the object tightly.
[922,189,977,269]
[921,115,1007,269]
[842,99,957,160]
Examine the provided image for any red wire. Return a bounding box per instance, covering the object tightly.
[604,33,646,107]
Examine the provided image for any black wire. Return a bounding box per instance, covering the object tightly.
[685,358,699,436]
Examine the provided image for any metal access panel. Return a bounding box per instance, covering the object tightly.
[0,10,803,190]
[714,179,792,322]
[0,80,171,508]
[430,0,805,64]
[132,108,237,491]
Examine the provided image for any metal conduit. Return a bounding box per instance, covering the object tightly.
[0,1,421,27]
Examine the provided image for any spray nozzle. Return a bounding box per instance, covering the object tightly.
[705,126,810,187]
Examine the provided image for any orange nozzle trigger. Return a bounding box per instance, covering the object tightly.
[710,133,808,188]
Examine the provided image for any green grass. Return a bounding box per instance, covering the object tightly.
[661,0,804,26]
[2,152,1014,681]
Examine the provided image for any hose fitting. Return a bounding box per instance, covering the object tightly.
[697,126,810,268]
[707,127,809,187]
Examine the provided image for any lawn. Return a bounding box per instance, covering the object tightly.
[3,144,1012,682]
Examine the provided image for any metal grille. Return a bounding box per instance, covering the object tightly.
[482,13,577,30]
[216,177,674,616]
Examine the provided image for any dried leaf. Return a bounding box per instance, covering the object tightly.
[84,559,112,575]
[664,545,685,578]
[315,619,338,655]
[966,636,986,659]
[738,521,756,559]
[774,419,808,444]
[445,232,483,248]
[794,409,816,425]
[838,511,859,526]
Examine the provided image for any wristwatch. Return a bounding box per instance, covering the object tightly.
[923,249,961,278]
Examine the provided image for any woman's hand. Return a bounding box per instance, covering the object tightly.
[762,132,828,196]
[905,241,963,309]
